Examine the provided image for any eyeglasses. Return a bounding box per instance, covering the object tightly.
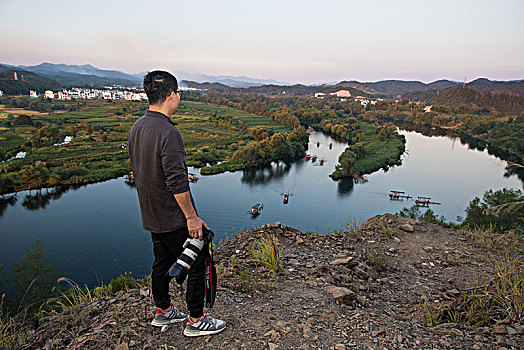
[174,90,184,97]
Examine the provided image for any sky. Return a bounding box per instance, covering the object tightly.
[1,0,523,84]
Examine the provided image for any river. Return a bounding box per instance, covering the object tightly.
[0,130,521,287]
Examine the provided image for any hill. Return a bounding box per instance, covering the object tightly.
[466,78,524,96]
[42,71,140,87]
[403,86,524,114]
[22,217,523,349]
[0,69,62,95]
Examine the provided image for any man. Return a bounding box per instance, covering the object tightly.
[128,71,226,337]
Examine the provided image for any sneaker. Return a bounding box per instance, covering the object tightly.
[151,304,187,327]
[183,313,226,337]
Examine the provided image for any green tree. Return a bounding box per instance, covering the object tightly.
[464,188,524,231]
[19,162,49,190]
[10,241,59,311]
[12,115,34,126]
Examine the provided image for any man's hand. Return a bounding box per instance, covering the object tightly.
[187,216,208,240]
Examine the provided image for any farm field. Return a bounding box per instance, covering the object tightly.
[0,97,295,194]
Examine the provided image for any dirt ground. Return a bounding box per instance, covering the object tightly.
[24,214,523,349]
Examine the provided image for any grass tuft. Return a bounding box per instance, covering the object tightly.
[250,236,284,274]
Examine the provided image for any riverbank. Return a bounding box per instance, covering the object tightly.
[20,215,524,349]
[0,99,296,195]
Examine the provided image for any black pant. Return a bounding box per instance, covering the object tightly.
[151,227,209,318]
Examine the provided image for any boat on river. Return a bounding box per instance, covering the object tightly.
[389,190,411,200]
[124,171,134,183]
[415,196,441,206]
[305,154,311,161]
[319,159,325,165]
[250,203,264,215]
[329,143,332,149]
[283,192,289,204]
[188,173,198,182]
[311,155,317,162]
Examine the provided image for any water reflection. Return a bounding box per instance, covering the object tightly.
[0,194,18,217]
[398,123,521,164]
[21,185,86,211]
[241,161,292,185]
[336,177,354,197]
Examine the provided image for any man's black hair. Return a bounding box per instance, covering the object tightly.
[143,71,178,105]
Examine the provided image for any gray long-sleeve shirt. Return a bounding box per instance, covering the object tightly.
[128,109,196,233]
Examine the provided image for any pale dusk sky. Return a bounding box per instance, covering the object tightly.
[1,0,523,84]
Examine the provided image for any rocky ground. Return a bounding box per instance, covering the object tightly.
[23,214,523,349]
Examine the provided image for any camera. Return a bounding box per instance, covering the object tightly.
[168,227,214,285]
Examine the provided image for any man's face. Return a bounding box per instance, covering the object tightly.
[168,90,181,115]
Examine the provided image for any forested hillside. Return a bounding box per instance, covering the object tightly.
[403,87,524,114]
[0,70,62,95]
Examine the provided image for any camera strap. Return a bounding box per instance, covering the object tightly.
[204,242,217,309]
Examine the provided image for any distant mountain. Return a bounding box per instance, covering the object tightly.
[21,62,140,82]
[173,71,288,88]
[0,69,61,95]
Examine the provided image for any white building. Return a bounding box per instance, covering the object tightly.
[44,90,55,99]
[30,90,38,98]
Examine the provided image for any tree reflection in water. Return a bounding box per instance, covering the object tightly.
[21,185,85,211]
[337,177,354,197]
[0,194,18,217]
[241,161,292,185]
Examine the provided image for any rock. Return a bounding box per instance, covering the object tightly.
[334,344,346,350]
[450,328,463,336]
[513,324,524,334]
[356,295,367,306]
[423,246,434,252]
[393,237,401,243]
[329,256,353,266]
[264,329,279,342]
[493,325,507,334]
[445,258,458,266]
[114,343,129,350]
[506,326,517,335]
[447,289,460,296]
[270,222,281,228]
[296,236,304,244]
[268,342,279,350]
[354,266,368,279]
[399,224,414,232]
[325,286,356,304]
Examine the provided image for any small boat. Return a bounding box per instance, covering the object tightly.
[283,192,289,204]
[305,154,311,161]
[250,203,264,215]
[307,126,314,134]
[415,196,441,206]
[329,143,333,149]
[188,173,198,182]
[311,155,317,162]
[317,141,320,147]
[124,171,134,183]
[319,159,325,165]
[389,190,411,200]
